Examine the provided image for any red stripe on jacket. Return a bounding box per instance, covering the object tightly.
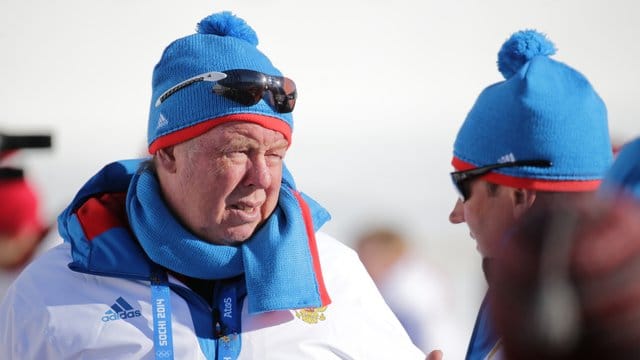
[292,190,332,306]
[75,193,128,241]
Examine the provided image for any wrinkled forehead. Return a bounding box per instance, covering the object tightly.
[185,121,290,151]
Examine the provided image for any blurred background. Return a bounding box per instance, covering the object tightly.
[2,0,639,358]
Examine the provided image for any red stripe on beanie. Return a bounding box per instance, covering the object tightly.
[148,114,292,154]
[452,157,602,192]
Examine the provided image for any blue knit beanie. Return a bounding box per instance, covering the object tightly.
[148,11,293,154]
[600,137,640,200]
[452,30,613,191]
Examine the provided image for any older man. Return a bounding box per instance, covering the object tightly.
[0,11,424,359]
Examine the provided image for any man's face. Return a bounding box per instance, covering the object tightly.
[449,179,520,259]
[162,121,288,245]
[0,228,42,268]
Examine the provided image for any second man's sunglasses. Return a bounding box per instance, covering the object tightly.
[450,159,552,202]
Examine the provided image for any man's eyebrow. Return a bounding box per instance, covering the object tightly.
[270,139,289,149]
[217,135,258,151]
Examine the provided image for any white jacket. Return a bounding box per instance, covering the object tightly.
[0,232,425,359]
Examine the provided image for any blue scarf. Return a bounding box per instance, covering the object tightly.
[126,165,332,314]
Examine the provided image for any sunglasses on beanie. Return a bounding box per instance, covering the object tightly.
[450,159,552,202]
[155,69,297,113]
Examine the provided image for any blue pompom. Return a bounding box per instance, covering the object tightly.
[196,11,259,46]
[497,29,556,79]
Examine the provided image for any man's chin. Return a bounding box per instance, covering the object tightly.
[218,224,260,245]
[216,238,246,246]
[199,221,262,246]
[204,235,249,246]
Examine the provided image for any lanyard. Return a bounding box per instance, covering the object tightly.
[151,269,174,360]
[150,271,243,360]
[215,282,242,360]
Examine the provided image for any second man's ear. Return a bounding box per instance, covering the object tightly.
[513,188,537,218]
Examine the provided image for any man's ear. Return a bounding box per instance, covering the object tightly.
[155,146,177,173]
[513,188,537,218]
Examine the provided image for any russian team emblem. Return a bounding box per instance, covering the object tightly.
[295,306,327,324]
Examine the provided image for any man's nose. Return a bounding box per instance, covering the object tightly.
[449,198,465,224]
[244,156,272,188]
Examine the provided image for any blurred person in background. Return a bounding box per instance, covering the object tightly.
[355,227,459,356]
[600,137,640,200]
[448,29,613,359]
[0,11,427,359]
[488,136,640,359]
[0,167,49,298]
[0,133,60,300]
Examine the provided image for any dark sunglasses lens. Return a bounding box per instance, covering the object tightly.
[217,85,264,106]
[458,180,471,202]
[220,69,263,85]
[265,87,296,113]
[216,70,297,113]
[276,78,297,112]
[451,174,470,202]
